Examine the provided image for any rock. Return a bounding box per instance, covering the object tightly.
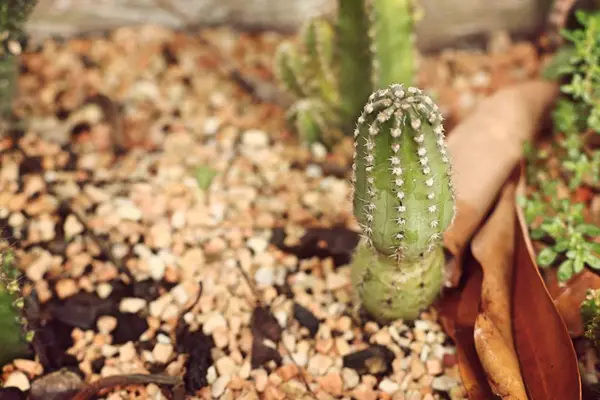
[3,371,30,391]
[119,297,147,314]
[28,0,549,53]
[152,343,174,364]
[378,378,399,395]
[211,375,231,398]
[29,369,83,400]
[293,303,320,337]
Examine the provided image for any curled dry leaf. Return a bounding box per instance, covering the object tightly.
[437,262,494,400]
[513,169,582,400]
[471,181,527,399]
[443,80,559,287]
[439,170,581,400]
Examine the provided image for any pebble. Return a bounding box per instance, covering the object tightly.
[97,315,118,334]
[55,279,78,299]
[379,378,399,394]
[211,375,231,398]
[242,129,269,148]
[254,266,274,286]
[307,354,333,376]
[215,356,238,377]
[432,376,459,391]
[4,371,30,391]
[64,214,84,238]
[119,297,147,314]
[318,372,343,396]
[203,312,228,335]
[152,343,173,364]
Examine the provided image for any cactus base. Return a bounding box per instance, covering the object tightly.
[351,241,445,322]
[0,289,29,366]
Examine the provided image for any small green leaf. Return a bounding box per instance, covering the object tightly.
[195,166,218,191]
[537,247,558,267]
[586,253,600,270]
[577,224,600,236]
[557,259,575,282]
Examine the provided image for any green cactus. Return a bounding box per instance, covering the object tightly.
[274,0,418,147]
[0,249,32,366]
[350,84,455,322]
[0,0,37,122]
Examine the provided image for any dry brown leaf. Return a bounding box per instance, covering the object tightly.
[471,181,527,399]
[545,269,600,336]
[440,169,581,400]
[443,80,559,287]
[437,262,494,400]
[514,169,582,400]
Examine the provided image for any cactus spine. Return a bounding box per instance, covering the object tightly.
[274,0,418,147]
[350,84,455,322]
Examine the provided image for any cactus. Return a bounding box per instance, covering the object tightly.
[0,0,37,123]
[0,249,32,366]
[350,84,455,322]
[274,0,418,147]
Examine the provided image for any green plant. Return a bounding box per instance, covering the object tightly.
[0,0,37,122]
[350,84,455,322]
[520,9,600,283]
[274,0,418,148]
[0,248,32,367]
[582,288,600,349]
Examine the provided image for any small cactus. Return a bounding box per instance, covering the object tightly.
[0,249,32,366]
[274,0,419,147]
[0,0,37,123]
[350,84,455,322]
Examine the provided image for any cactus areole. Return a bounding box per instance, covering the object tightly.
[350,84,456,322]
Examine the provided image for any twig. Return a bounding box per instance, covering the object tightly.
[540,0,578,51]
[71,373,184,400]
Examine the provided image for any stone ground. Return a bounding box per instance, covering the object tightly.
[0,23,543,400]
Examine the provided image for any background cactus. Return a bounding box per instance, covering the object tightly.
[350,84,455,322]
[274,0,418,148]
[0,248,32,366]
[0,0,37,125]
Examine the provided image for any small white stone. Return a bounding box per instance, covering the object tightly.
[4,371,30,391]
[119,298,147,314]
[64,214,84,238]
[211,375,231,398]
[432,376,459,391]
[247,236,269,254]
[254,266,274,287]
[215,356,238,377]
[379,378,399,394]
[203,312,227,335]
[242,129,269,148]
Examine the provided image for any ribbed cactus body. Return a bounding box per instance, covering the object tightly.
[351,84,455,321]
[0,252,31,366]
[275,0,418,146]
[368,0,417,89]
[351,242,444,321]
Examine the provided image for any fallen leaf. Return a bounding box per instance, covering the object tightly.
[443,80,559,286]
[514,169,582,399]
[437,260,494,400]
[550,269,600,336]
[471,180,527,399]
